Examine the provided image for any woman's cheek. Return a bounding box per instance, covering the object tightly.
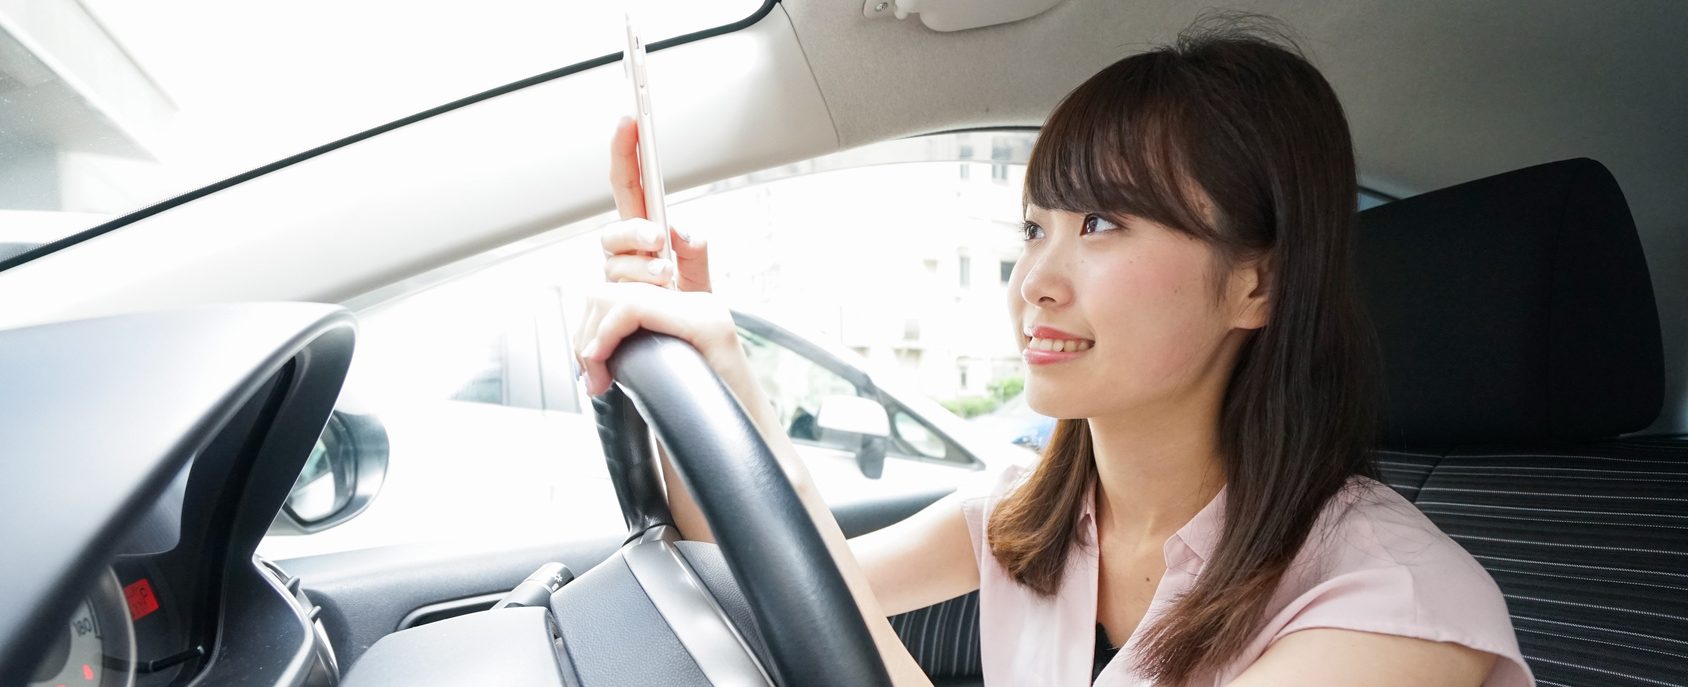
[1107,259,1218,390]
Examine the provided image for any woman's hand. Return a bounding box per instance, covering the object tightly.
[573,281,741,397]
[603,116,711,292]
[580,124,933,687]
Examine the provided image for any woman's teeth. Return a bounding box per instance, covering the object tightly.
[1028,337,1093,352]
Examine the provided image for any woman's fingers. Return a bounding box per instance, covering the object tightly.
[572,284,737,396]
[600,218,712,292]
[601,218,667,257]
[579,303,642,396]
[605,254,672,285]
[670,227,711,292]
[609,116,646,221]
[572,297,611,387]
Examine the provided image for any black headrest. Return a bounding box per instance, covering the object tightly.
[1358,158,1663,445]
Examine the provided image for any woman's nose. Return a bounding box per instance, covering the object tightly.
[1015,249,1071,307]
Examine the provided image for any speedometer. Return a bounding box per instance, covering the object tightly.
[28,571,135,687]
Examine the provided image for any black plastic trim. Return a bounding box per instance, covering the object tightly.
[0,304,357,684]
[0,0,781,273]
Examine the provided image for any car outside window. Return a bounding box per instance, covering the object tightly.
[0,0,766,261]
[341,272,544,412]
[267,131,1041,556]
[740,326,862,450]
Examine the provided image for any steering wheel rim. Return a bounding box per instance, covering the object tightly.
[594,331,892,687]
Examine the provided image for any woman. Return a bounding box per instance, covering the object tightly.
[576,20,1534,687]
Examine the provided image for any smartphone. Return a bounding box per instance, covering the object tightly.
[624,11,675,289]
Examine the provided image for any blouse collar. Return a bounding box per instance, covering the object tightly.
[1080,478,1229,571]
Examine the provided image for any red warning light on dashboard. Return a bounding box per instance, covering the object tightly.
[124,578,159,620]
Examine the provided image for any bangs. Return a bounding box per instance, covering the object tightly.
[1025,53,1221,242]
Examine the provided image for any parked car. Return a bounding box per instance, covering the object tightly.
[968,392,1055,452]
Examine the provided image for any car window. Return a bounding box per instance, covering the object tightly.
[739,324,974,466]
[892,411,947,458]
[340,269,543,412]
[739,327,863,452]
[268,132,1033,554]
[663,132,1038,430]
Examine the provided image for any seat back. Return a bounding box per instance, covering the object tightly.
[1359,158,1685,687]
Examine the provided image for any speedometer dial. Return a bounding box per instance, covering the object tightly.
[28,571,135,687]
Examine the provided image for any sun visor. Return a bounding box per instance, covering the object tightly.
[863,0,1065,32]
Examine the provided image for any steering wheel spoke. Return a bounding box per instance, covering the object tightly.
[589,331,893,687]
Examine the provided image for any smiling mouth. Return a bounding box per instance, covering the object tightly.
[1025,337,1094,353]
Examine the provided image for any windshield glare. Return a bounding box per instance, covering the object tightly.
[0,0,761,263]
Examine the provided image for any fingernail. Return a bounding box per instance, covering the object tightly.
[675,226,692,244]
[581,339,600,360]
[646,259,668,276]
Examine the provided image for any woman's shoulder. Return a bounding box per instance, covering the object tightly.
[1293,476,1504,614]
[954,461,1034,562]
[1261,476,1534,685]
[956,460,1035,511]
[1311,476,1493,581]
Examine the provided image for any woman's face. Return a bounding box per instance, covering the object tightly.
[1009,205,1266,421]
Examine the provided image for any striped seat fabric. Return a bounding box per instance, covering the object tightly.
[890,590,983,686]
[1414,441,1688,687]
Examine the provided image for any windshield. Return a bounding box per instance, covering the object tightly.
[0,0,762,263]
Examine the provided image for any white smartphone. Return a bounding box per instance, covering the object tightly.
[624,11,675,289]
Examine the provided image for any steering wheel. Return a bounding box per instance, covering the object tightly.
[591,331,893,687]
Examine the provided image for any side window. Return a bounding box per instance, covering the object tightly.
[889,408,949,461]
[340,271,544,412]
[738,323,976,467]
[738,327,861,452]
[658,131,1039,457]
[445,332,510,405]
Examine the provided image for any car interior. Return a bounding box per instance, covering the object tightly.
[1,1,1683,686]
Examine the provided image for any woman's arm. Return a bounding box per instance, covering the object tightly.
[1227,629,1498,687]
[592,120,980,682]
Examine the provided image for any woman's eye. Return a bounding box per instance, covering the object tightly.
[1019,221,1044,241]
[1081,214,1121,235]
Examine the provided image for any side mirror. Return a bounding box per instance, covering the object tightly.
[816,395,890,479]
[272,411,389,534]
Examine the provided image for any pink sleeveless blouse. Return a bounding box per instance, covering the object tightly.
[959,464,1534,686]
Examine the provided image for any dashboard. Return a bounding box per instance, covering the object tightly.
[0,304,356,687]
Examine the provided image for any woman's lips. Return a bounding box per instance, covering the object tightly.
[1022,326,1095,365]
[1023,343,1091,365]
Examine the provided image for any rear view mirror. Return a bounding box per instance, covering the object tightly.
[816,395,890,479]
[273,411,389,534]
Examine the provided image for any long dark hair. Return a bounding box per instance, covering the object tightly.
[986,15,1381,684]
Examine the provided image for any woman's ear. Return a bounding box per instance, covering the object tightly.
[1230,257,1272,330]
